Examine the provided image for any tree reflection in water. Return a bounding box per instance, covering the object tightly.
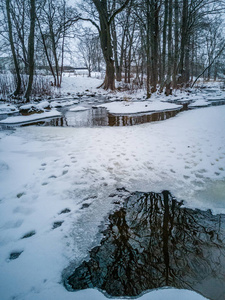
[67,191,225,300]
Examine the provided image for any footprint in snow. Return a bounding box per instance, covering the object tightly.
[21,230,36,239]
[8,251,23,261]
[17,192,25,198]
[81,203,91,209]
[52,221,64,229]
[59,208,71,215]
[62,170,68,176]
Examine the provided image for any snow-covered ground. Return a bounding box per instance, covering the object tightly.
[0,105,224,299]
[0,76,225,300]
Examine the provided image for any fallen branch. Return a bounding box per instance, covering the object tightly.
[191,43,225,88]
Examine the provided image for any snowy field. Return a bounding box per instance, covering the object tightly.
[0,76,225,300]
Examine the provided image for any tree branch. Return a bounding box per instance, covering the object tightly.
[109,0,131,25]
[191,42,225,88]
[78,16,100,33]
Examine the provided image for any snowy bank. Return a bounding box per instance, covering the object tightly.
[0,103,19,115]
[0,109,61,124]
[97,101,182,114]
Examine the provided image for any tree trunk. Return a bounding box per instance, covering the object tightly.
[150,0,159,94]
[25,0,36,102]
[92,0,130,90]
[60,0,66,86]
[111,4,120,81]
[146,0,151,98]
[6,0,21,96]
[172,0,179,88]
[178,0,188,86]
[160,0,168,92]
[37,16,56,86]
[165,0,173,96]
[184,35,190,84]
[99,20,115,90]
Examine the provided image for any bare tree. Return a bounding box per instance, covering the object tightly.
[25,0,36,101]
[6,0,22,96]
[79,0,130,90]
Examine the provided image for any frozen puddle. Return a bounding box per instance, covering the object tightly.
[66,190,225,300]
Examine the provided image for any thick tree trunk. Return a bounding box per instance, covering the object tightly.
[92,0,130,90]
[99,20,115,90]
[150,0,159,94]
[25,0,36,102]
[104,59,115,90]
[6,0,22,96]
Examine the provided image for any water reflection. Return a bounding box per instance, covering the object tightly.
[31,108,180,127]
[67,191,225,299]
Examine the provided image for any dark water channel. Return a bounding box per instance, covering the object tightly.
[66,190,225,300]
[28,107,181,127]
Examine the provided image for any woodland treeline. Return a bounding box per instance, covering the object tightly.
[0,0,225,101]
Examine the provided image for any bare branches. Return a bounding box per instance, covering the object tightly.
[109,0,131,25]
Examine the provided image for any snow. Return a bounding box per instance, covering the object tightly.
[0,103,19,114]
[0,109,61,124]
[0,76,225,300]
[97,101,182,114]
[189,99,210,107]
[20,101,50,110]
[50,99,79,108]
[0,104,224,300]
[69,106,89,112]
[60,74,105,96]
[17,287,207,300]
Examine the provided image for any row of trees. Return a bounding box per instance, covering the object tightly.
[83,0,225,95]
[0,0,79,101]
[0,0,225,101]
